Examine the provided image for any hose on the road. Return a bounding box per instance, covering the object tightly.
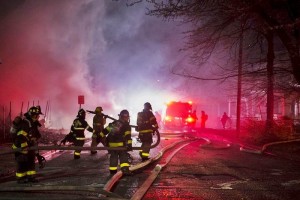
[103,137,198,193]
[130,141,194,200]
[0,185,123,199]
[240,138,300,155]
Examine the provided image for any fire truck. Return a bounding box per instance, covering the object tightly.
[161,101,197,130]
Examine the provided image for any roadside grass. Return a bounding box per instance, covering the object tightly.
[240,118,296,145]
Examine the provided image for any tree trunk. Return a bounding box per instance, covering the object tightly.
[236,34,243,137]
[265,30,275,139]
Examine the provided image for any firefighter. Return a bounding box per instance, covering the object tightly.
[102,110,133,176]
[30,105,46,168]
[12,106,41,183]
[70,108,93,159]
[90,106,107,155]
[136,102,159,161]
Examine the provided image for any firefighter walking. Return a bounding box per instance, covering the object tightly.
[12,106,42,183]
[136,102,159,161]
[102,110,133,176]
[70,109,93,159]
[90,106,107,155]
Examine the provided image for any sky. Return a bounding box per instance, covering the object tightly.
[0,0,227,129]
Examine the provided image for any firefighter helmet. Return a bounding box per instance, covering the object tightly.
[28,106,40,116]
[144,102,152,111]
[36,105,44,115]
[95,106,103,113]
[77,108,86,118]
[119,109,130,120]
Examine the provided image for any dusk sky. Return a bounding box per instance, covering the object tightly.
[0,0,227,129]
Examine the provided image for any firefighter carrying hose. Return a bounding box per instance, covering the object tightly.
[102,109,133,176]
[136,102,159,161]
[61,109,93,159]
[90,106,107,155]
[12,106,42,183]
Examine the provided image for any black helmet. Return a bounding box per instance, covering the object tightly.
[36,105,44,115]
[28,106,40,116]
[119,109,130,119]
[77,108,86,118]
[144,102,152,111]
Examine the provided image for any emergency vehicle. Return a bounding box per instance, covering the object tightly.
[162,101,197,130]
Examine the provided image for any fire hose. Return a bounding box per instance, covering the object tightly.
[0,131,160,155]
[86,110,139,129]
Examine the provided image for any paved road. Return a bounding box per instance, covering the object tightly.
[0,130,300,200]
[141,138,300,200]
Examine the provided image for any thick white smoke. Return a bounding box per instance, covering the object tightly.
[0,0,193,128]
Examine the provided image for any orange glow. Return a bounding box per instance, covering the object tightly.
[166,100,193,105]
[165,116,172,121]
[186,116,195,123]
[165,101,173,106]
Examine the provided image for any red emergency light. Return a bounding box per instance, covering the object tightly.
[186,116,195,123]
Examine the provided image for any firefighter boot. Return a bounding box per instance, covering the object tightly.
[74,151,81,159]
[17,177,28,184]
[142,157,149,162]
[122,168,133,176]
[28,176,39,183]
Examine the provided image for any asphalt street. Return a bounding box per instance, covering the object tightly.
[0,129,300,200]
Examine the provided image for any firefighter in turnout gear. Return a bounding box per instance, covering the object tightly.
[12,106,41,183]
[137,102,159,161]
[29,105,46,169]
[70,109,93,159]
[102,110,133,176]
[90,106,107,155]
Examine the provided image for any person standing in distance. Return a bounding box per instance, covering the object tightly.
[200,110,208,128]
[221,112,229,129]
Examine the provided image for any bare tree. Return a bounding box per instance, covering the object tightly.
[141,0,299,84]
[125,0,300,139]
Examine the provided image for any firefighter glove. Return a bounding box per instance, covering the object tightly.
[60,139,66,145]
[36,154,46,169]
[152,128,157,135]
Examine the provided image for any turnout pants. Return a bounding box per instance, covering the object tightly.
[74,139,85,159]
[109,150,130,174]
[15,150,36,181]
[138,132,153,160]
[91,134,106,154]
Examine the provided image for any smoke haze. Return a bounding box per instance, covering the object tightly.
[0,0,226,129]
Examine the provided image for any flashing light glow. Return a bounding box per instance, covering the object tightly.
[165,116,172,121]
[165,101,173,106]
[166,100,193,105]
[186,116,195,123]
